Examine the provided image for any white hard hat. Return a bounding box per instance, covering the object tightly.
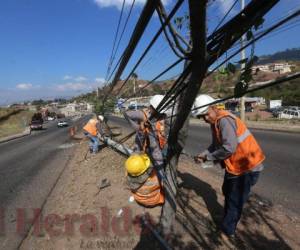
[98,115,104,121]
[149,95,164,111]
[191,95,215,117]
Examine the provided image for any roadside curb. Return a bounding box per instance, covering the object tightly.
[111,114,300,134]
[0,127,31,144]
[189,118,300,133]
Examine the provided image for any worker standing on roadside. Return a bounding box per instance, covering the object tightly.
[124,95,167,168]
[193,95,265,239]
[83,115,105,154]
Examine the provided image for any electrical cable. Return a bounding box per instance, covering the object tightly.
[168,71,300,120]
[112,0,185,99]
[110,0,137,74]
[105,0,126,81]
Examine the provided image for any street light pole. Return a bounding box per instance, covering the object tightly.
[240,0,246,121]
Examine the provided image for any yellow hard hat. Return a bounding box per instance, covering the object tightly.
[125,154,151,177]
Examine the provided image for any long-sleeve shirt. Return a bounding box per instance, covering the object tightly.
[205,116,264,174]
[124,110,164,166]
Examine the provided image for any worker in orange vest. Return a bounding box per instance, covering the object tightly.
[83,115,104,154]
[193,95,265,239]
[124,95,168,168]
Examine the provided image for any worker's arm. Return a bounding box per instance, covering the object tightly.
[124,110,145,131]
[205,117,238,161]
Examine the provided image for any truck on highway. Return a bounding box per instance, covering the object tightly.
[30,113,43,130]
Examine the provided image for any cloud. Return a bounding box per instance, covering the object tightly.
[16,83,33,90]
[63,75,72,80]
[93,0,170,9]
[55,83,93,92]
[63,75,88,82]
[95,77,105,83]
[74,76,88,82]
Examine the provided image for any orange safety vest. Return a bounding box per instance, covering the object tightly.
[142,110,167,151]
[213,110,265,175]
[83,119,98,136]
[132,169,165,207]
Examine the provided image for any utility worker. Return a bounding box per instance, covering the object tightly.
[83,115,105,154]
[125,153,164,207]
[124,95,167,168]
[193,94,265,239]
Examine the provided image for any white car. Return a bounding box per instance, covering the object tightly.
[278,109,300,119]
[57,120,69,127]
[47,116,55,121]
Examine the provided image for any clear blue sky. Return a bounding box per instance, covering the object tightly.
[0,0,299,105]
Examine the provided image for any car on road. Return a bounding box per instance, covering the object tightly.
[57,120,69,127]
[278,109,300,119]
[30,120,43,130]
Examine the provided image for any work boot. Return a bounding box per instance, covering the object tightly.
[220,232,236,249]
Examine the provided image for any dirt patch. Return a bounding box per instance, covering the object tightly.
[20,126,300,250]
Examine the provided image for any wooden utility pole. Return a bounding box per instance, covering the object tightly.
[240,0,246,121]
[160,0,208,234]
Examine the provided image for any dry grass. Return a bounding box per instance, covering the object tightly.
[0,110,34,138]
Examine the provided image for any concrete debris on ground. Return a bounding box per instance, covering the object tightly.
[20,125,300,250]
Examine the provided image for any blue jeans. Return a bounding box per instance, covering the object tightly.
[221,171,260,235]
[84,132,99,153]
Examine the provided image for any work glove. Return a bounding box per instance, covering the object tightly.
[194,150,209,163]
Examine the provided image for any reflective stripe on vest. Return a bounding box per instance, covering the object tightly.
[237,129,251,143]
[132,170,165,206]
[214,110,265,175]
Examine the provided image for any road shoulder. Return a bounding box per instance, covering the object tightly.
[19,129,300,249]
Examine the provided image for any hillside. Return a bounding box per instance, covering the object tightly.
[258,48,300,64]
[74,49,300,108]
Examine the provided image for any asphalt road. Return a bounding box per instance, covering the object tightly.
[107,115,300,215]
[0,115,90,249]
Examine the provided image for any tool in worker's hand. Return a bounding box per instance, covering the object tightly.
[181,150,215,169]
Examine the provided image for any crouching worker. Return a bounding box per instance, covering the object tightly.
[83,115,105,154]
[125,153,164,207]
[124,95,167,170]
[193,95,265,239]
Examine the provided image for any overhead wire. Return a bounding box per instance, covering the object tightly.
[110,0,137,76]
[155,8,300,116]
[168,71,300,120]
[111,0,185,99]
[105,0,126,82]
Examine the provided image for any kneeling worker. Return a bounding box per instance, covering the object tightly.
[125,153,164,207]
[193,95,265,238]
[83,115,105,154]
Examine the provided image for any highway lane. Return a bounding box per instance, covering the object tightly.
[0,115,90,249]
[108,115,300,214]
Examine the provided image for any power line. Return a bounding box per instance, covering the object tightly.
[111,0,185,99]
[110,0,137,75]
[156,7,300,117]
[208,9,300,75]
[105,0,126,82]
[168,71,300,120]
[211,0,239,36]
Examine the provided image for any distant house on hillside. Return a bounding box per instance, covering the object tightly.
[252,62,293,74]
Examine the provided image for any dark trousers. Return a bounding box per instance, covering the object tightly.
[221,171,260,235]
